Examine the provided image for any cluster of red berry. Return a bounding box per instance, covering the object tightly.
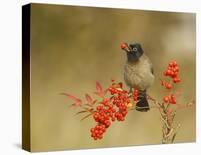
[90,81,130,140]
[90,123,106,140]
[133,88,139,102]
[163,61,181,83]
[163,94,177,104]
[162,61,181,104]
[161,80,172,89]
[111,89,129,122]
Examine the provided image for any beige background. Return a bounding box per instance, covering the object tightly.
[30,3,196,152]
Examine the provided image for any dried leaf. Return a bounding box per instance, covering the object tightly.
[104,89,108,94]
[75,110,88,115]
[118,82,123,88]
[85,100,97,106]
[96,81,103,93]
[94,91,104,97]
[70,103,81,107]
[111,78,115,82]
[94,81,107,97]
[61,93,82,106]
[82,107,94,113]
[92,99,97,105]
[84,104,93,107]
[85,93,93,104]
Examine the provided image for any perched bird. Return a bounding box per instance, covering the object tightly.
[121,43,154,112]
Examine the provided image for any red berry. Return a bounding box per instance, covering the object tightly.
[93,114,98,120]
[171,99,176,104]
[122,111,127,116]
[95,129,99,134]
[96,106,101,111]
[163,96,169,103]
[99,135,103,139]
[90,128,94,133]
[120,43,127,49]
[114,112,118,117]
[172,61,177,67]
[163,71,168,76]
[134,89,139,93]
[121,103,125,107]
[177,78,181,83]
[116,102,120,107]
[166,69,171,75]
[134,92,138,96]
[134,96,138,101]
[173,77,180,83]
[171,72,177,78]
[169,71,174,77]
[165,83,172,89]
[161,80,165,86]
[169,62,173,67]
[174,66,179,72]
[111,117,115,122]
[170,94,175,99]
[99,130,103,134]
[112,108,116,113]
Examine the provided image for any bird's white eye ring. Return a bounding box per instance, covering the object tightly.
[133,47,137,51]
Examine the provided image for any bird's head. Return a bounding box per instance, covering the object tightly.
[120,42,144,62]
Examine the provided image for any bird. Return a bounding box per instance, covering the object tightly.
[121,42,154,112]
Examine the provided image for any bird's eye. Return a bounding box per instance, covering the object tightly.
[133,47,138,51]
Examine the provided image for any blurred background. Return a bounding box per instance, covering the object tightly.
[30,3,196,152]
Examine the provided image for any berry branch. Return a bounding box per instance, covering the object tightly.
[61,61,194,143]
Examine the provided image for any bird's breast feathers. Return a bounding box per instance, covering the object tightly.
[124,55,154,90]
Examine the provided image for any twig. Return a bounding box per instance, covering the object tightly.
[165,128,174,138]
[160,115,171,129]
[80,113,93,121]
[171,124,181,143]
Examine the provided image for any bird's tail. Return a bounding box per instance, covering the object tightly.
[135,90,150,112]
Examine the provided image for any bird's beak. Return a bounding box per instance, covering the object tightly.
[120,43,132,52]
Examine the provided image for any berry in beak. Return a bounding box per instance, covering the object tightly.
[120,43,131,52]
